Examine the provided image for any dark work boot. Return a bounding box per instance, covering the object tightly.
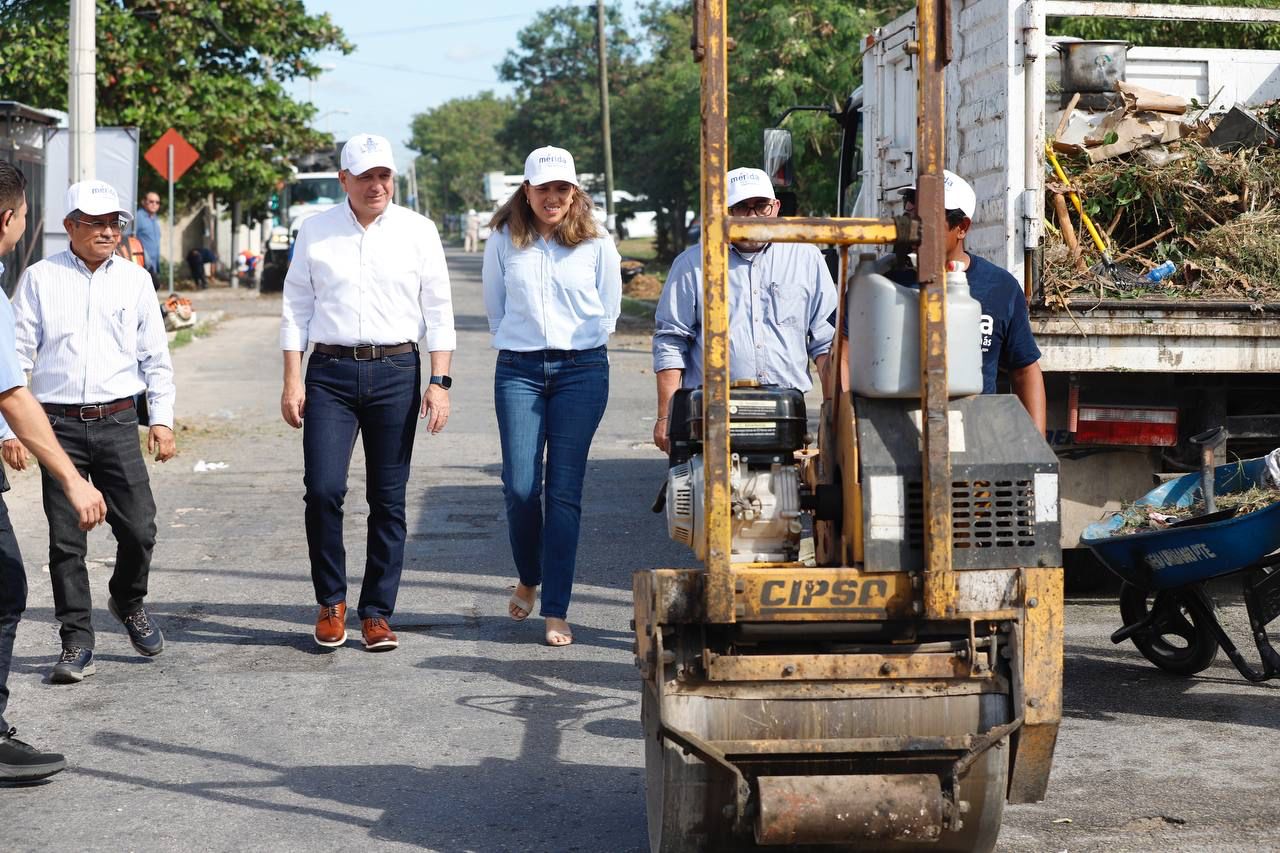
[49,647,95,684]
[108,600,165,657]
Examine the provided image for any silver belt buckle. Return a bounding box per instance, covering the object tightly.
[353,344,377,361]
[78,404,104,421]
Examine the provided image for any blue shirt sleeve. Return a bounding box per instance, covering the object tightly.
[806,248,837,360]
[1000,288,1041,372]
[0,296,25,442]
[653,248,701,374]
[966,255,1040,392]
[0,297,25,394]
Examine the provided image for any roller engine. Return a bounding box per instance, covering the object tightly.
[664,385,808,562]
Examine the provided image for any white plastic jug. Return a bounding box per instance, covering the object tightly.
[847,254,984,398]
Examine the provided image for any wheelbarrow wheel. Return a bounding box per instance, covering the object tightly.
[1119,583,1219,676]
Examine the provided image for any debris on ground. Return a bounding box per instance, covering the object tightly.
[1044,95,1280,305]
[624,273,664,300]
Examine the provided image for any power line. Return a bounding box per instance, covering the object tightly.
[341,58,500,85]
[350,4,599,38]
[353,13,524,38]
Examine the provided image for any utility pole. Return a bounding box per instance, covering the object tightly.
[406,159,418,214]
[596,0,616,235]
[69,0,96,181]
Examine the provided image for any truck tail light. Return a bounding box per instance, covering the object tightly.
[1073,405,1179,447]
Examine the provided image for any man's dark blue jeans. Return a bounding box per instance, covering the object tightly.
[0,497,27,732]
[303,349,420,620]
[494,346,609,620]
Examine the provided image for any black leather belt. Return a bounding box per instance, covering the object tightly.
[313,342,418,361]
[43,398,135,421]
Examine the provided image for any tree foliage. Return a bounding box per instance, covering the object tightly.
[408,92,521,215]
[401,1,909,256]
[496,3,641,181]
[480,0,902,259]
[0,0,350,213]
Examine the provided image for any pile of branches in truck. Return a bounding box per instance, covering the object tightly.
[1043,94,1280,305]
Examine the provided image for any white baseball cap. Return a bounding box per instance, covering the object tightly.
[341,133,397,176]
[726,167,776,209]
[65,180,130,221]
[902,170,977,219]
[524,146,578,187]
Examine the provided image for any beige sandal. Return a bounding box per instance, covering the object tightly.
[545,619,573,647]
[508,588,536,621]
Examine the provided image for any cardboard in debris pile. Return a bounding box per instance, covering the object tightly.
[1049,81,1199,161]
[1118,81,1190,115]
[1084,110,1195,162]
[1050,107,1116,150]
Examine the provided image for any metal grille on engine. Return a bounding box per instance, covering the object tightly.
[907,480,1037,550]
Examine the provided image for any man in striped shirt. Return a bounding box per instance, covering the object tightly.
[1,180,176,685]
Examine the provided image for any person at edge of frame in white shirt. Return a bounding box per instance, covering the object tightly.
[0,179,176,686]
[279,132,456,655]
[0,160,107,783]
[481,145,622,648]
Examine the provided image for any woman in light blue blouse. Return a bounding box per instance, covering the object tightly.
[482,146,622,647]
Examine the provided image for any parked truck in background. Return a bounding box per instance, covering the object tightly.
[835,0,1280,571]
[286,170,344,235]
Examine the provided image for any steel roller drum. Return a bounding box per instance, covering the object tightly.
[642,685,1009,852]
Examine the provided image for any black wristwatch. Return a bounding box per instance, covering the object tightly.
[429,375,453,390]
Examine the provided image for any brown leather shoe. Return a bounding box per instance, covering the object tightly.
[314,602,347,647]
[361,617,399,652]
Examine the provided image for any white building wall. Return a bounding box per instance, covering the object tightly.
[950,0,1023,275]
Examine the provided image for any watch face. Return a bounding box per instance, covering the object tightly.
[432,375,453,389]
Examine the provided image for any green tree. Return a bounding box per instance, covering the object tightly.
[612,0,901,259]
[0,0,350,215]
[726,1,903,216]
[613,3,701,258]
[408,92,520,220]
[497,3,641,182]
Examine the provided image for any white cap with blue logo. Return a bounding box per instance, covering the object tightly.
[341,133,397,177]
[64,180,130,220]
[726,167,776,208]
[524,146,579,187]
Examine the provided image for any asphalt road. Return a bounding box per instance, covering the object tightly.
[1,249,1277,852]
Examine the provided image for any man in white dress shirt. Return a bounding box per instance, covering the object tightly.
[1,179,175,685]
[280,133,456,652]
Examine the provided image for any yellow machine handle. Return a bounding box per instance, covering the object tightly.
[1045,145,1108,256]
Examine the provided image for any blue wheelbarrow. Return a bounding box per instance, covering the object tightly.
[1083,440,1280,682]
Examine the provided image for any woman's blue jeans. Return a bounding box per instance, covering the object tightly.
[494,347,609,619]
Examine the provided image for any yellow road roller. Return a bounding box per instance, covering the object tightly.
[633,1,1063,849]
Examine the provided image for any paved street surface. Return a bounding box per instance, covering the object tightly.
[2,250,1277,852]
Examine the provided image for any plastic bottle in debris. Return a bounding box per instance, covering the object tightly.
[1143,260,1177,284]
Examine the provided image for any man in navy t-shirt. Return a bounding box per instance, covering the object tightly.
[878,172,1046,431]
